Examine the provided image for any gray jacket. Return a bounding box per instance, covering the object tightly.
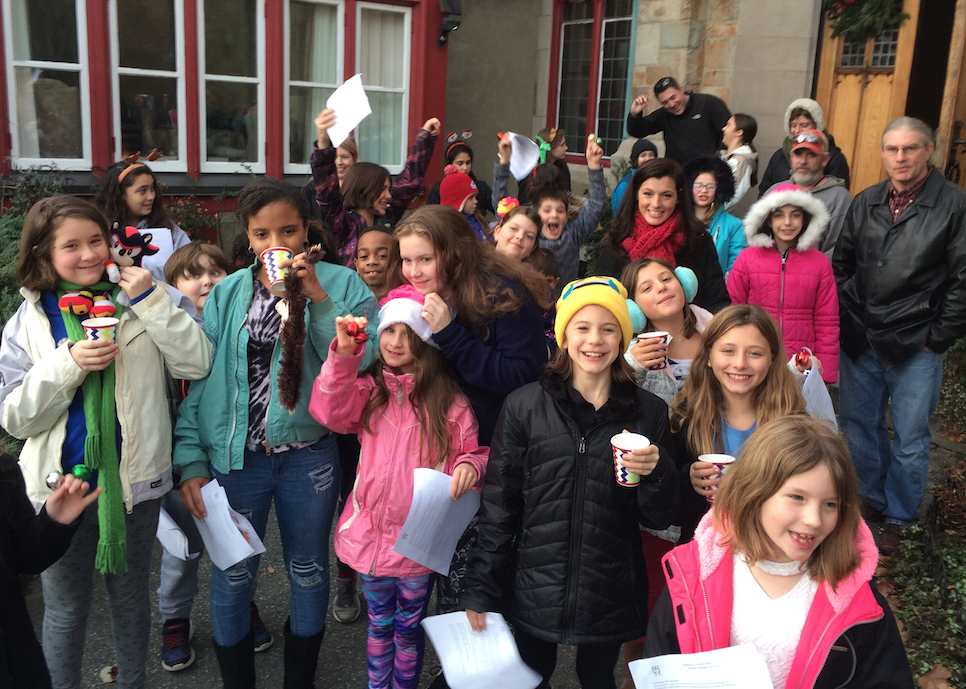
[492,162,605,288]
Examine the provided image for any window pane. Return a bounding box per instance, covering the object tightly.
[840,40,865,68]
[205,81,258,162]
[118,76,179,159]
[871,28,899,68]
[14,67,82,158]
[558,21,593,155]
[290,85,334,164]
[359,9,405,89]
[11,0,78,63]
[358,91,403,166]
[291,1,338,84]
[605,0,633,19]
[118,0,176,71]
[598,19,631,156]
[563,0,594,22]
[205,0,256,77]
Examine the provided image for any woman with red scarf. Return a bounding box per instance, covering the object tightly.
[599,158,730,313]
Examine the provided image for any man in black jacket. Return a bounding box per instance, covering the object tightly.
[625,76,731,165]
[833,116,966,552]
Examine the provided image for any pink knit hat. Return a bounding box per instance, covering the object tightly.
[377,285,439,348]
[439,164,478,212]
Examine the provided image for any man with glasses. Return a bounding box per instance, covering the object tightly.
[765,129,851,256]
[626,76,731,165]
[833,117,966,554]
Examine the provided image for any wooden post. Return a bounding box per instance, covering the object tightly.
[936,0,966,170]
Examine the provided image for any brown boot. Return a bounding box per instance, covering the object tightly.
[620,640,645,689]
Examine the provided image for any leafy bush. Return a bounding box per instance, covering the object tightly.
[0,213,25,455]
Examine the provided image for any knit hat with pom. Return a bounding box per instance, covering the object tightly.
[440,164,478,212]
[377,285,439,348]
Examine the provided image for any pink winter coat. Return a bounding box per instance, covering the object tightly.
[727,187,839,382]
[309,340,489,577]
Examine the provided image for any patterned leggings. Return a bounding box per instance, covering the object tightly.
[360,573,435,689]
[41,498,160,689]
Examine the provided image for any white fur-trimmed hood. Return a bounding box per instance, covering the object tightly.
[742,187,831,251]
[784,98,826,137]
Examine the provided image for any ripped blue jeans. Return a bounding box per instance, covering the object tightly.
[209,435,340,645]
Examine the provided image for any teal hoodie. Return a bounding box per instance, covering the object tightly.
[173,262,379,480]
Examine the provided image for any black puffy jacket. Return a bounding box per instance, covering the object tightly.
[462,373,679,645]
[833,168,966,368]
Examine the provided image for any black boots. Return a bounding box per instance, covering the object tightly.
[213,630,256,689]
[283,618,325,689]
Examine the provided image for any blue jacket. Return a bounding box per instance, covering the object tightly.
[173,262,379,480]
[432,280,547,445]
[705,205,746,276]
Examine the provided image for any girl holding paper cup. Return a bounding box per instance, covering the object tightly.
[173,178,378,687]
[309,286,488,689]
[462,276,678,689]
[643,415,912,689]
[312,107,440,266]
[0,196,212,688]
[670,305,804,540]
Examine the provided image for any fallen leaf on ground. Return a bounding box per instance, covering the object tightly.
[876,579,895,596]
[267,565,276,573]
[917,664,953,689]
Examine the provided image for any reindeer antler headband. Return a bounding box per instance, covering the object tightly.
[117,149,163,184]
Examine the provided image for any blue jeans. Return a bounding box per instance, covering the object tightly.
[839,347,943,525]
[209,436,340,646]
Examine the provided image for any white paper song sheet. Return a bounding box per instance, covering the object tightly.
[191,479,266,571]
[137,227,174,283]
[505,132,540,180]
[629,644,772,689]
[326,74,372,148]
[156,506,199,561]
[422,612,542,689]
[392,468,480,575]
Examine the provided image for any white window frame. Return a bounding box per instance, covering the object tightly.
[197,0,266,174]
[284,0,345,174]
[2,0,92,170]
[592,13,633,157]
[356,1,410,175]
[108,0,187,172]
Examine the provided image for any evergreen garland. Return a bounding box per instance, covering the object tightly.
[823,0,910,44]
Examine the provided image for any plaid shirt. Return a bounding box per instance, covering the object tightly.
[887,169,931,220]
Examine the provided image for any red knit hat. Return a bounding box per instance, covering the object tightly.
[440,164,478,212]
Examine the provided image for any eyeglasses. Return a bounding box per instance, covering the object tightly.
[692,183,717,191]
[882,144,927,156]
[793,132,823,145]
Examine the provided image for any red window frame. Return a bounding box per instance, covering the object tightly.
[0,0,444,181]
[547,0,628,168]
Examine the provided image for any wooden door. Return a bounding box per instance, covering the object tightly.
[814,0,921,195]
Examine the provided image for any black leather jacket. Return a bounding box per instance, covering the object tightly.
[462,373,679,645]
[833,168,966,368]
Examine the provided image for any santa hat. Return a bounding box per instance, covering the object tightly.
[377,285,439,348]
[440,164,478,212]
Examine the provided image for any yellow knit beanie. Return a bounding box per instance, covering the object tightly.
[554,276,633,349]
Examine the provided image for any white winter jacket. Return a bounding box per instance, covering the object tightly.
[0,284,212,508]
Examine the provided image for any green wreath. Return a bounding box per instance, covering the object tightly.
[823,0,910,44]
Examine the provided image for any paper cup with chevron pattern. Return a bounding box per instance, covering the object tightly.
[81,317,119,343]
[699,453,736,502]
[260,246,294,292]
[611,432,649,487]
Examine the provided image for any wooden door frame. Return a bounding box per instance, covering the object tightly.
[937,0,966,170]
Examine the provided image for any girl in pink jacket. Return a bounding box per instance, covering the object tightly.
[727,184,839,383]
[308,285,488,689]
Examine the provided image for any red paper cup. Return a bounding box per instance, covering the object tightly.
[81,317,119,343]
[639,331,672,369]
[260,246,294,292]
[611,432,650,487]
[699,453,736,502]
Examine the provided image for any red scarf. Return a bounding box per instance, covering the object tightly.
[622,210,685,265]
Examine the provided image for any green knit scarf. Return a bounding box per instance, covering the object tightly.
[57,279,126,574]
